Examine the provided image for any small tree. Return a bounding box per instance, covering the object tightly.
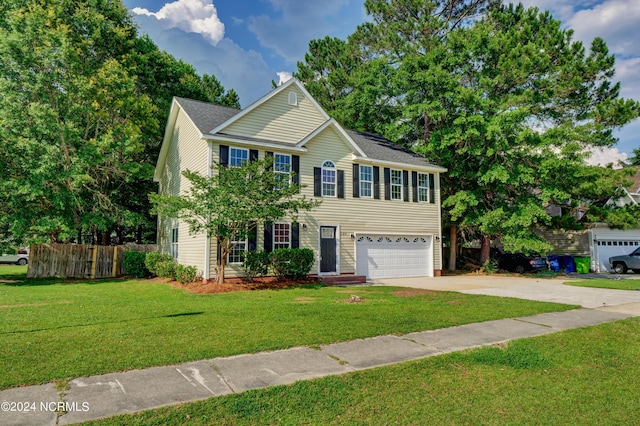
[150,156,320,283]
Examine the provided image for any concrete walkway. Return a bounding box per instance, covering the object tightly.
[3,277,640,425]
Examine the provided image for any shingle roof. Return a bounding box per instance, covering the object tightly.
[346,130,441,169]
[174,96,444,170]
[174,97,239,134]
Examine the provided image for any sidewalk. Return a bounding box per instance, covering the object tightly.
[3,303,638,425]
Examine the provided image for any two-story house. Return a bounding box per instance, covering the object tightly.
[153,78,447,280]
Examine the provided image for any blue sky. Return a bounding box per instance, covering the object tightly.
[122,0,639,164]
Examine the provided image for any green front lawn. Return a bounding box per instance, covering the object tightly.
[0,275,576,390]
[88,317,640,425]
[567,278,640,291]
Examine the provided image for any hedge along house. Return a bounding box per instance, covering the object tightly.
[153,78,447,280]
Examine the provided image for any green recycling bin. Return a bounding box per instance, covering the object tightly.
[574,256,590,274]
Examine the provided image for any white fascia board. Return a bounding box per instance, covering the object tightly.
[209,78,330,134]
[203,134,308,153]
[351,155,448,173]
[297,119,367,157]
[153,98,182,182]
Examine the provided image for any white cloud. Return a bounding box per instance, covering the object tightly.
[132,0,224,45]
[132,14,273,106]
[567,0,640,56]
[276,71,293,85]
[247,0,354,63]
[586,147,628,167]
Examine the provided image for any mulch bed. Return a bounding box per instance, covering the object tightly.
[163,276,321,294]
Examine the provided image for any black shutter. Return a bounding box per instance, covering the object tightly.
[219,145,229,168]
[384,168,390,200]
[248,225,257,251]
[264,223,273,252]
[291,223,299,248]
[403,170,409,202]
[265,151,273,171]
[337,170,345,199]
[429,173,436,204]
[314,167,321,197]
[373,166,380,199]
[352,164,360,198]
[292,155,300,190]
[249,149,258,162]
[412,171,418,202]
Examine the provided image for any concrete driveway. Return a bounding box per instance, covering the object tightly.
[370,274,640,314]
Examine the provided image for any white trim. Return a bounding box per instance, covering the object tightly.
[297,119,367,157]
[288,91,298,106]
[209,78,330,134]
[204,141,213,279]
[321,160,337,198]
[318,224,340,276]
[203,134,307,152]
[273,222,292,250]
[354,232,434,278]
[390,169,403,201]
[352,155,448,173]
[229,146,249,167]
[359,164,374,198]
[417,172,430,203]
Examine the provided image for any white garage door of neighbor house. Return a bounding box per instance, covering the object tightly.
[355,235,432,279]
[594,236,640,272]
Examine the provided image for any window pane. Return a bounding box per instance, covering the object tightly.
[322,168,336,197]
[418,173,429,202]
[274,223,291,249]
[360,166,372,198]
[228,241,246,264]
[391,169,402,200]
[230,148,248,166]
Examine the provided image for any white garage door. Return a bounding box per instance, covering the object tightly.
[594,238,640,272]
[356,235,432,279]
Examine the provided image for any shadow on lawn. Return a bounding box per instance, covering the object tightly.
[1,311,205,335]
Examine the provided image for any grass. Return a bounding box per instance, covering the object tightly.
[0,264,29,280]
[87,318,640,425]
[0,271,577,391]
[567,278,640,291]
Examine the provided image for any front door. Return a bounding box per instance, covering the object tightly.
[320,226,337,273]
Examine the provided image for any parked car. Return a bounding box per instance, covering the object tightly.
[609,247,640,274]
[498,252,548,273]
[0,249,29,265]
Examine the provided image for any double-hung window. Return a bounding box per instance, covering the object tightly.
[273,223,291,249]
[418,173,430,202]
[274,153,291,187]
[170,227,178,260]
[322,160,336,197]
[359,165,373,198]
[391,169,403,200]
[228,237,246,264]
[230,147,248,167]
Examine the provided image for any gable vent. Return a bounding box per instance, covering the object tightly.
[288,92,297,106]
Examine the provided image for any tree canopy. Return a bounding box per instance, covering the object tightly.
[0,0,239,249]
[296,0,640,266]
[150,157,320,283]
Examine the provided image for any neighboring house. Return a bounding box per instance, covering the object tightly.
[153,78,446,280]
[541,167,640,272]
[590,167,640,272]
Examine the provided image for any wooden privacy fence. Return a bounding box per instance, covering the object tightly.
[27,244,157,279]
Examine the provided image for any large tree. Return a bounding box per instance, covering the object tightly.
[297,1,640,267]
[150,157,320,283]
[0,0,238,248]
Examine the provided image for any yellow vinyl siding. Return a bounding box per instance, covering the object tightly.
[222,86,326,143]
[157,108,208,275]
[207,126,442,279]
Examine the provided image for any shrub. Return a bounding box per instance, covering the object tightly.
[481,258,498,274]
[123,250,149,278]
[155,260,177,280]
[241,250,270,282]
[175,264,199,284]
[145,252,175,276]
[269,248,315,280]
